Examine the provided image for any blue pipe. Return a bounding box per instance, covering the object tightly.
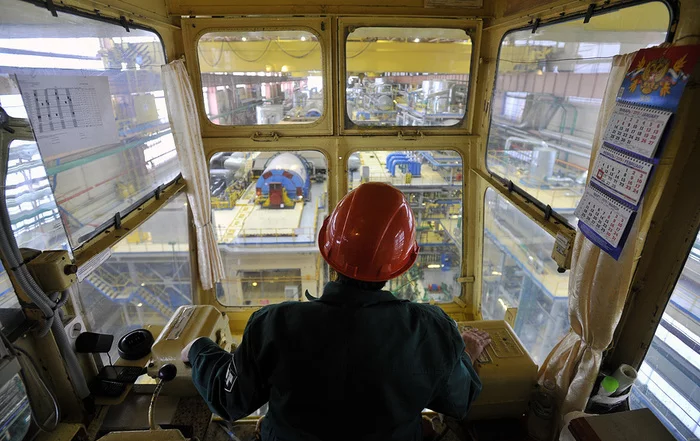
[389,159,422,177]
[386,153,409,172]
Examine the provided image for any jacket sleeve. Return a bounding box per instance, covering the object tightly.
[427,351,482,419]
[189,310,269,421]
[426,312,483,419]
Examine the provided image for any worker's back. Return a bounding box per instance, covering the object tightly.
[189,183,482,441]
[249,281,481,441]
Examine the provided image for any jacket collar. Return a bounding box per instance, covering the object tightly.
[311,281,405,307]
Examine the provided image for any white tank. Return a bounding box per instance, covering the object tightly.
[264,153,308,184]
[256,105,284,125]
[223,152,246,172]
[529,147,557,182]
[375,94,394,111]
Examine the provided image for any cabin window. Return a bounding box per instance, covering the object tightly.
[5,140,63,249]
[345,27,471,127]
[485,2,670,212]
[482,188,570,365]
[630,230,700,440]
[76,194,191,356]
[210,151,329,306]
[0,0,180,248]
[348,150,463,302]
[196,30,324,126]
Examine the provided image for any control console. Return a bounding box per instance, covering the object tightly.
[457,320,538,420]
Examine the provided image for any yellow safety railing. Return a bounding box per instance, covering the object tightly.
[350,172,462,189]
[113,241,191,253]
[215,226,317,244]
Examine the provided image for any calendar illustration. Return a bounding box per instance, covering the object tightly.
[619,46,700,112]
[575,185,635,251]
[603,102,671,159]
[591,144,653,207]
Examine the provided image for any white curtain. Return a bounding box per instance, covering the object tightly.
[162,59,225,290]
[538,52,641,415]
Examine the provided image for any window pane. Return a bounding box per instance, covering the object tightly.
[630,232,700,441]
[197,31,323,125]
[6,140,65,250]
[346,27,470,127]
[211,151,329,306]
[348,151,463,302]
[482,188,570,364]
[0,0,181,249]
[76,194,191,357]
[486,2,668,211]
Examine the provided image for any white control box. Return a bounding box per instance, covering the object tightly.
[148,305,238,396]
[457,320,538,420]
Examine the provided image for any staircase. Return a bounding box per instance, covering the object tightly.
[85,267,174,319]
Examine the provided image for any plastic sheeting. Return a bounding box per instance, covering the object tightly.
[162,59,225,290]
[538,52,641,416]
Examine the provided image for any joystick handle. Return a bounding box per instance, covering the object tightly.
[149,363,177,430]
[158,364,177,382]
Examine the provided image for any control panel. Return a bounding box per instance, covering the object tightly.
[457,320,538,420]
[148,305,237,396]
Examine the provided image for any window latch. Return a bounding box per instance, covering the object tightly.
[397,130,424,141]
[251,132,280,142]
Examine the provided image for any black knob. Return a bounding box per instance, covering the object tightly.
[64,264,78,275]
[158,364,177,382]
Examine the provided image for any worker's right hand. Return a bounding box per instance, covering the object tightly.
[462,329,492,365]
[180,338,202,364]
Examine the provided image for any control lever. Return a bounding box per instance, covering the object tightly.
[148,364,177,430]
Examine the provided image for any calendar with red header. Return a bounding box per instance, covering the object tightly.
[590,144,653,208]
[575,185,634,249]
[577,45,700,260]
[603,102,671,159]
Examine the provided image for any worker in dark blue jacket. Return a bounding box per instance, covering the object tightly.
[182,182,491,441]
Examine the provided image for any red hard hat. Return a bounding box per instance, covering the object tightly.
[318,182,419,282]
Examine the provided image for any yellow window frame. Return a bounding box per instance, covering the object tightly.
[182,17,334,138]
[337,16,482,136]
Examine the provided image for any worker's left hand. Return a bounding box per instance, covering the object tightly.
[180,338,201,364]
[462,329,491,365]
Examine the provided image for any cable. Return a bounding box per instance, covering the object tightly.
[14,346,61,432]
[0,332,60,433]
[347,42,373,59]
[225,39,272,63]
[497,55,617,65]
[197,41,225,67]
[274,40,319,59]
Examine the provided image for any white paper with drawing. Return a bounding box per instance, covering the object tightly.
[15,75,119,159]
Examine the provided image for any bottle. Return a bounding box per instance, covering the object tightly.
[527,379,557,441]
[595,376,619,398]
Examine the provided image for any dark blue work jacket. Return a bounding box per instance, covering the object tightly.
[189,281,482,441]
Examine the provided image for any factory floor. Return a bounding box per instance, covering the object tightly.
[212,182,327,246]
[350,151,459,188]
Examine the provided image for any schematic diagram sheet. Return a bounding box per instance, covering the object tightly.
[15,75,119,159]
